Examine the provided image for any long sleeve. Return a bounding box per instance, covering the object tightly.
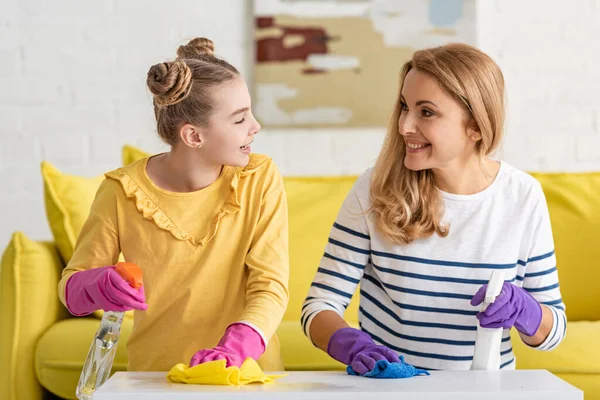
[521,183,567,351]
[241,164,290,343]
[57,178,121,308]
[301,176,370,343]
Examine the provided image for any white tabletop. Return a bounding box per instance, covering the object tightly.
[93,370,583,400]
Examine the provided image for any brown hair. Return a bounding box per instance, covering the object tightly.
[370,43,505,245]
[146,37,239,145]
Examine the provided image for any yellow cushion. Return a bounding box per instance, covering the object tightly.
[277,176,365,370]
[41,162,104,264]
[41,145,150,265]
[41,159,136,320]
[552,374,600,400]
[531,171,600,321]
[276,320,345,371]
[512,321,600,374]
[283,176,360,324]
[122,144,150,165]
[512,321,600,399]
[277,319,363,371]
[35,317,133,400]
[0,232,68,400]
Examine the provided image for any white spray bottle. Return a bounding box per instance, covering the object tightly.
[471,270,505,370]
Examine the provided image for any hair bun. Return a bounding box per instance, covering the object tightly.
[177,37,215,59]
[146,61,193,107]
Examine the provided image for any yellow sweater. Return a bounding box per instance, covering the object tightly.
[58,154,289,371]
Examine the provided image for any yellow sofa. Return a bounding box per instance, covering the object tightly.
[1,148,599,400]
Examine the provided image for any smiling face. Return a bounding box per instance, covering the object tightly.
[198,77,261,168]
[398,68,479,172]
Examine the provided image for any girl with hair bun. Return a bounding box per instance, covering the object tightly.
[58,37,289,372]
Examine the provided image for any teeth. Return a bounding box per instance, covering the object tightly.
[407,142,428,149]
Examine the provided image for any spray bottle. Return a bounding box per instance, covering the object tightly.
[471,269,505,371]
[75,262,143,399]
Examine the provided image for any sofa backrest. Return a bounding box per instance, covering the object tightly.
[284,171,600,325]
[531,171,600,321]
[283,176,361,325]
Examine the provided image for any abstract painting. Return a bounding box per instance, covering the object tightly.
[254,0,476,128]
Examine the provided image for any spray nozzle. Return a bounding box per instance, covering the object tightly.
[115,262,143,289]
[482,270,505,309]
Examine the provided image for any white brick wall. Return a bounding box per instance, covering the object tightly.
[1,0,599,249]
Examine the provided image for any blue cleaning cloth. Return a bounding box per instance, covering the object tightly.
[347,357,431,379]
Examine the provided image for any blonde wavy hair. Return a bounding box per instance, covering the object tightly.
[370,43,505,245]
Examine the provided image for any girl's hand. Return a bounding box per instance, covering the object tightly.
[65,266,147,316]
[190,323,265,367]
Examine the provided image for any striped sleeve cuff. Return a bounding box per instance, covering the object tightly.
[301,299,344,345]
[525,305,567,351]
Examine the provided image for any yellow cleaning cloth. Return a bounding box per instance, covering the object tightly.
[166,358,287,386]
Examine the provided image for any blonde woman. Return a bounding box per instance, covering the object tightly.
[301,43,565,373]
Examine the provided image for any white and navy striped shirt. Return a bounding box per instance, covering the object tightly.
[302,162,567,371]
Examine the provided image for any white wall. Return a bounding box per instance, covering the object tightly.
[1,0,599,248]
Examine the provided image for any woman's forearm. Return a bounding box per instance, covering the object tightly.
[309,310,349,352]
[519,304,553,347]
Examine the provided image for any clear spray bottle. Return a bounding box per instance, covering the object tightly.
[76,262,143,399]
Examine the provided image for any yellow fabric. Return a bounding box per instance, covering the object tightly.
[511,320,600,373]
[276,320,347,371]
[122,144,150,165]
[167,358,286,385]
[57,154,289,372]
[511,321,600,399]
[41,161,104,264]
[0,232,68,400]
[283,176,360,324]
[40,161,131,321]
[530,171,600,321]
[553,374,600,400]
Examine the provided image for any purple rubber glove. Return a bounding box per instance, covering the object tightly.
[471,282,543,336]
[190,323,266,367]
[65,266,147,316]
[327,327,401,375]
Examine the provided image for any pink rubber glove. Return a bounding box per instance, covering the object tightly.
[190,323,266,367]
[65,266,147,316]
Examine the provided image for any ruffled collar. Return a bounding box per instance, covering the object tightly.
[105,154,271,247]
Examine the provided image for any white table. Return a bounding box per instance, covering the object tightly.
[94,370,583,400]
